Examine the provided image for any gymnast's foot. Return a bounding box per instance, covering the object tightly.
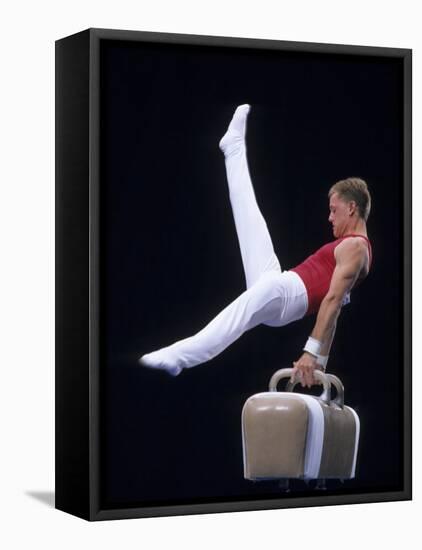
[139,349,183,377]
[219,104,251,155]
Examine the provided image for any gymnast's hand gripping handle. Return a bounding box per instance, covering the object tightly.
[285,372,345,409]
[268,368,331,405]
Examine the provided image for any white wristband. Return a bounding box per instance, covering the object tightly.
[316,354,329,370]
[303,336,322,357]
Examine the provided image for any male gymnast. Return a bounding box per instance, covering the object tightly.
[139,105,372,388]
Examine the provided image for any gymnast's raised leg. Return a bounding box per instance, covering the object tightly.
[218,104,281,288]
[139,105,307,375]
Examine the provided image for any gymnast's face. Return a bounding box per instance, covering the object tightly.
[328,192,355,238]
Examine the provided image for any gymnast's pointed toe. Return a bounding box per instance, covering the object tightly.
[138,352,182,377]
[219,104,251,155]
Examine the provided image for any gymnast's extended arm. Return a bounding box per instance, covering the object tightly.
[292,238,368,387]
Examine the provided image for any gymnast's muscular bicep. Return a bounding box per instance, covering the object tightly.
[326,239,367,303]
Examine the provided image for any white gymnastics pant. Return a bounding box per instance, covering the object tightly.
[141,111,308,373]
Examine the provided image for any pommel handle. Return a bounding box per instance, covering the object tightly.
[269,368,331,405]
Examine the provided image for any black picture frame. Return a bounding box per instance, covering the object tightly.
[55,27,412,521]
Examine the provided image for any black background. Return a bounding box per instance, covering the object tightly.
[99,39,403,508]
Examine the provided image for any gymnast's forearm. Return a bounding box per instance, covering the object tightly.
[319,319,337,356]
[310,296,342,352]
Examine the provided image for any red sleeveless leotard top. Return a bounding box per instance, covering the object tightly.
[290,234,372,316]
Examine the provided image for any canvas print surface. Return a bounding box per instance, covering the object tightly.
[99,38,404,509]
